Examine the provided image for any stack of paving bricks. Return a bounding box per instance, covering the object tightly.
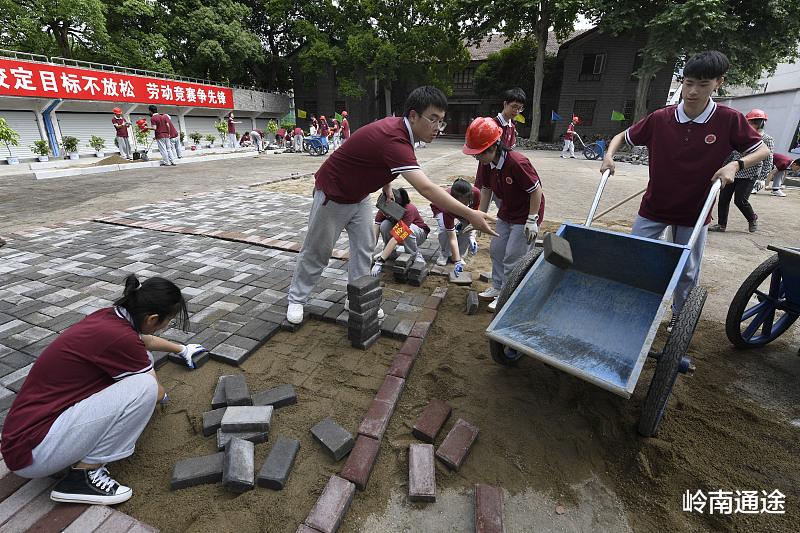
[171,375,300,493]
[0,453,161,531]
[384,253,414,283]
[298,287,448,532]
[346,276,382,350]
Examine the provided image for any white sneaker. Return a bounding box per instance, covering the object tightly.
[343,299,384,319]
[435,255,448,267]
[772,189,786,197]
[488,297,498,312]
[479,287,501,301]
[286,303,304,324]
[415,252,425,264]
[396,246,406,254]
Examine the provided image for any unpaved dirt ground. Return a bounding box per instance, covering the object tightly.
[6,141,799,531]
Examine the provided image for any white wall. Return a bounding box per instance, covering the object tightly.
[718,90,800,154]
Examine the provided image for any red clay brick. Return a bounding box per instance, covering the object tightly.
[409,321,432,338]
[435,418,479,471]
[431,286,448,300]
[339,435,380,491]
[408,443,436,502]
[387,354,414,379]
[412,399,452,443]
[375,375,404,406]
[398,336,423,358]
[304,475,355,533]
[417,308,438,322]
[358,399,394,440]
[475,484,504,533]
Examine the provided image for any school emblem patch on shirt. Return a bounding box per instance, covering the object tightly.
[704,134,717,144]
[505,176,513,185]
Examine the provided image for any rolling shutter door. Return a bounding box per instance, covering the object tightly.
[184,116,220,140]
[56,112,122,155]
[0,110,42,159]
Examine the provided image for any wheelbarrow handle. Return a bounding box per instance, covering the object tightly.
[585,170,611,226]
[687,179,721,249]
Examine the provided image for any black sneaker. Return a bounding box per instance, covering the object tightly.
[749,218,758,233]
[666,313,679,334]
[50,466,132,505]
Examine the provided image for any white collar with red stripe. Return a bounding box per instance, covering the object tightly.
[496,113,510,127]
[490,150,507,170]
[676,99,716,124]
[403,117,416,147]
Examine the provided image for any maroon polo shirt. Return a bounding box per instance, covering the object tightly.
[476,150,545,224]
[374,202,430,234]
[166,116,178,139]
[431,185,481,230]
[315,117,420,204]
[773,153,792,171]
[150,114,171,139]
[565,123,575,141]
[342,119,350,139]
[626,101,764,226]
[1,308,152,471]
[227,118,236,134]
[112,117,128,138]
[494,114,517,148]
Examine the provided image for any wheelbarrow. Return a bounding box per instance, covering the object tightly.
[725,245,800,348]
[303,135,329,156]
[486,171,720,437]
[573,133,605,160]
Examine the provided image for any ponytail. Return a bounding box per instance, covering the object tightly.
[393,187,411,207]
[114,274,189,333]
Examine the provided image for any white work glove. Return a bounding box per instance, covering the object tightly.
[469,232,478,255]
[371,257,385,277]
[453,259,465,277]
[177,343,207,369]
[524,214,539,244]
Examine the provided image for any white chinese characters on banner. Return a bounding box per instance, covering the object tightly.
[0,69,9,89]
[40,71,58,92]
[60,73,81,93]
[102,78,118,96]
[11,67,35,91]
[82,76,100,96]
[119,80,134,98]
[146,82,159,100]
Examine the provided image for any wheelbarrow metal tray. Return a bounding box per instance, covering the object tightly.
[767,245,800,313]
[487,223,689,398]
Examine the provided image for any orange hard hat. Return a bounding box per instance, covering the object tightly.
[463,117,502,155]
[112,107,122,114]
[341,111,348,117]
[745,108,767,121]
[572,115,580,124]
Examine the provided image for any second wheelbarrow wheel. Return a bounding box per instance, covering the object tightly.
[638,286,707,437]
[489,247,543,366]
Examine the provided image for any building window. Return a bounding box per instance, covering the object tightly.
[572,100,596,126]
[623,100,635,121]
[579,53,606,81]
[454,68,475,90]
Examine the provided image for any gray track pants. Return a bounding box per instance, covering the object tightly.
[156,138,175,165]
[772,169,785,191]
[435,213,469,260]
[490,218,533,291]
[379,219,427,255]
[250,131,262,152]
[14,373,158,478]
[631,215,708,314]
[116,137,131,159]
[288,189,373,305]
[171,137,183,158]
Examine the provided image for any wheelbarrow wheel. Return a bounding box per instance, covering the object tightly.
[638,286,707,437]
[583,143,601,160]
[489,247,543,366]
[725,254,798,348]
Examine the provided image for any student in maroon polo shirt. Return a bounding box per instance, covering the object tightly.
[1,275,207,506]
[285,86,496,324]
[164,113,182,159]
[146,105,176,166]
[111,107,132,160]
[561,117,578,158]
[341,111,350,143]
[226,112,241,150]
[431,178,481,267]
[371,188,430,275]
[465,117,544,312]
[768,153,793,197]
[493,87,524,149]
[601,50,770,329]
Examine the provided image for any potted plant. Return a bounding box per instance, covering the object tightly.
[189,131,202,150]
[214,120,228,146]
[133,127,151,161]
[89,135,106,158]
[0,118,20,165]
[62,136,80,160]
[266,119,278,135]
[204,133,216,148]
[31,139,50,162]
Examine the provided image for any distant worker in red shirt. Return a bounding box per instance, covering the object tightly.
[601,50,769,330]
[340,111,351,144]
[560,116,578,158]
[111,107,132,160]
[1,275,207,505]
[226,112,241,150]
[285,87,496,324]
[147,105,176,166]
[768,153,793,197]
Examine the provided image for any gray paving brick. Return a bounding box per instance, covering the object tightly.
[216,429,269,450]
[223,374,251,406]
[221,405,273,432]
[202,407,227,437]
[257,436,300,490]
[170,452,225,490]
[223,437,255,493]
[251,384,297,408]
[311,417,354,461]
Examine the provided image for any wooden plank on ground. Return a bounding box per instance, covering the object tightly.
[0,478,51,526]
[62,506,112,533]
[0,489,55,533]
[26,503,88,533]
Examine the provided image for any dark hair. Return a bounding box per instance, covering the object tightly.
[228,112,234,118]
[148,105,158,114]
[114,274,189,333]
[502,87,526,105]
[793,158,800,167]
[451,178,473,203]
[403,86,448,118]
[748,118,765,130]
[392,187,411,206]
[683,51,730,80]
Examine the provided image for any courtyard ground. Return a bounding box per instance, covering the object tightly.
[0,139,798,532]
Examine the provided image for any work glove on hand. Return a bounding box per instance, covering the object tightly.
[453,260,466,277]
[177,343,207,369]
[524,214,539,245]
[371,257,385,277]
[469,232,478,255]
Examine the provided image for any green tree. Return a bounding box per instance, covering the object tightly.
[457,0,581,141]
[585,0,800,121]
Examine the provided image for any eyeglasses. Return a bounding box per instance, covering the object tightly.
[508,104,524,112]
[420,114,447,132]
